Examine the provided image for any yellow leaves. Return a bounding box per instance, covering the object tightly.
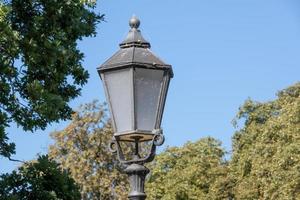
[49,101,128,199]
[80,0,97,7]
[0,3,9,22]
[148,83,300,200]
[146,137,227,200]
[230,82,300,199]
[46,83,300,199]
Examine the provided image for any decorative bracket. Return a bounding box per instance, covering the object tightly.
[108,129,164,165]
[108,129,165,200]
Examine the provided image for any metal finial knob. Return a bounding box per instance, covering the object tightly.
[129,16,140,29]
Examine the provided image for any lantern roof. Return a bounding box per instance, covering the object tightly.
[119,15,151,48]
[98,16,173,76]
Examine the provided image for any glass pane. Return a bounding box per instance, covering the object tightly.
[135,68,164,131]
[156,75,171,128]
[104,69,133,132]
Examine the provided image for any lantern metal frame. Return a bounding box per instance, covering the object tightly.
[98,16,173,200]
[99,64,171,143]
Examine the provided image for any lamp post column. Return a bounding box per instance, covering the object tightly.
[125,163,150,200]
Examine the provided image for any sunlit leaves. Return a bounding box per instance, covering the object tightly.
[146,137,229,200]
[48,83,299,199]
[146,83,300,199]
[230,82,300,199]
[49,101,128,199]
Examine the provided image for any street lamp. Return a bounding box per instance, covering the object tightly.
[98,16,173,200]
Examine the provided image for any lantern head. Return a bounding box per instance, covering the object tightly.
[98,16,173,143]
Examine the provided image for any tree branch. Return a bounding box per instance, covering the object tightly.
[8,157,25,163]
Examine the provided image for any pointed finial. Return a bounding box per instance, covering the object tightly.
[129,15,140,29]
[119,16,150,48]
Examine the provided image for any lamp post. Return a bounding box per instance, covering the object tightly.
[98,16,173,200]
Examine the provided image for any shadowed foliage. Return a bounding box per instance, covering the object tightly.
[0,0,103,159]
[0,155,81,200]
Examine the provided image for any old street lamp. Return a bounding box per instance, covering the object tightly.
[98,16,173,200]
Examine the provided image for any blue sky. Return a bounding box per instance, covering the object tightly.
[1,0,300,173]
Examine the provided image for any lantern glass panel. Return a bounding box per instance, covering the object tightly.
[134,68,164,131]
[103,68,133,132]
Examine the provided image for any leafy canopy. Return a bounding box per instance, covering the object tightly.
[49,101,129,200]
[230,82,300,199]
[146,137,229,200]
[146,82,300,200]
[0,155,81,200]
[49,83,300,199]
[0,0,103,159]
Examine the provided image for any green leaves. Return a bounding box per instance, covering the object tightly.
[0,0,103,158]
[230,82,300,199]
[48,82,299,199]
[0,155,81,200]
[146,83,300,199]
[146,137,229,200]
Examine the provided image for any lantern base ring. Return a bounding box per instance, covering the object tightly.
[109,129,164,165]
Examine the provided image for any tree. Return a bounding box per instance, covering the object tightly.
[146,137,228,200]
[49,101,128,200]
[48,83,300,199]
[0,155,81,200]
[49,101,230,200]
[0,0,103,159]
[230,82,300,199]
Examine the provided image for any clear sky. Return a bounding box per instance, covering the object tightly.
[1,0,300,173]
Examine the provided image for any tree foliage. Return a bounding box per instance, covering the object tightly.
[0,155,81,200]
[230,82,300,199]
[49,102,128,200]
[47,83,300,199]
[146,83,300,200]
[0,0,103,159]
[146,137,229,200]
